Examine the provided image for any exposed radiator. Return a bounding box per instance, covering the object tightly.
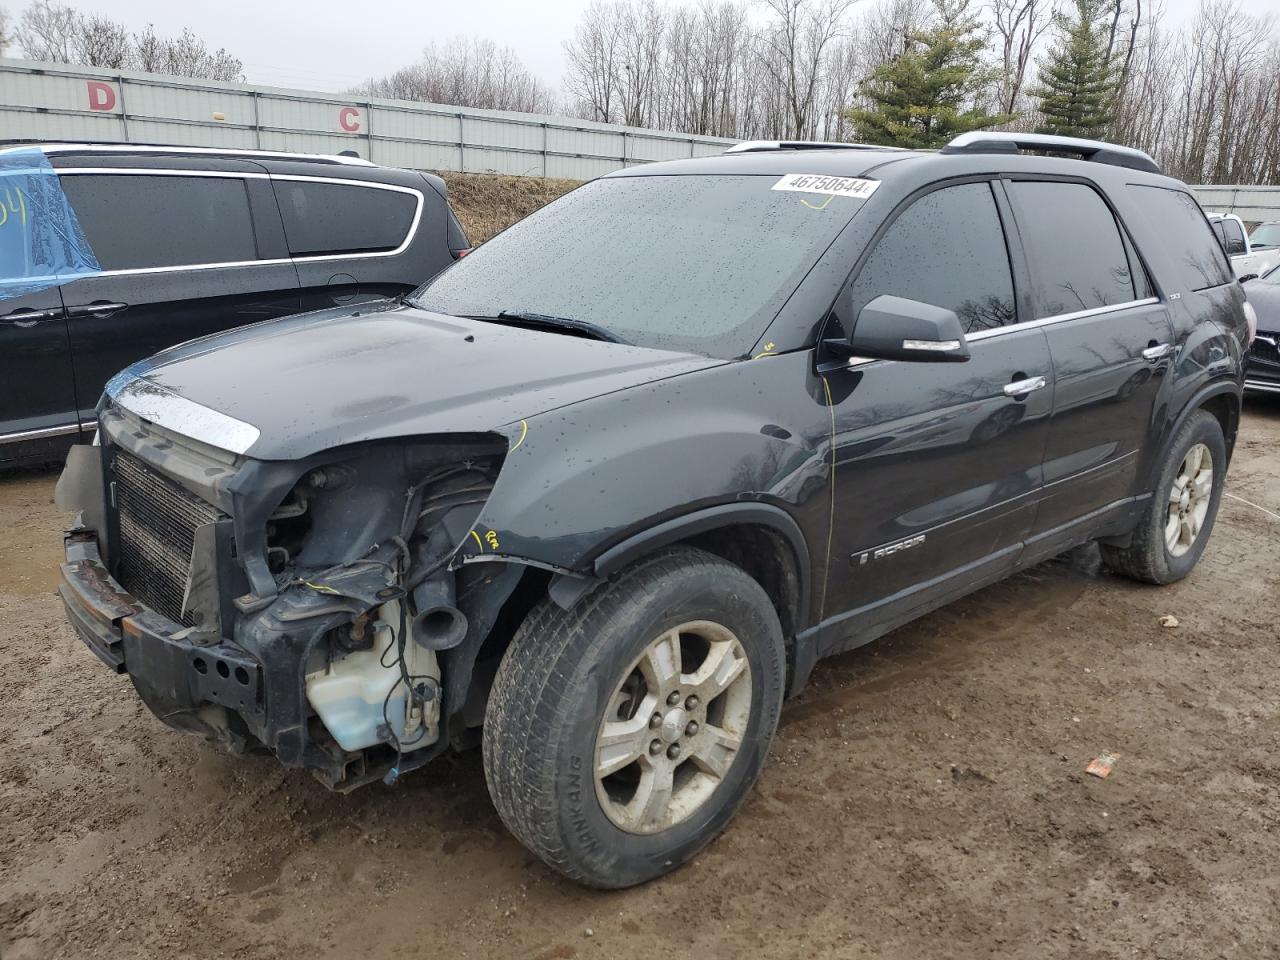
[113,450,221,626]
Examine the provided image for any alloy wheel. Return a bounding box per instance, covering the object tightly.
[594,620,753,835]
[1165,442,1213,558]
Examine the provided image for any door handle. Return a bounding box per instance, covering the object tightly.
[67,301,128,318]
[1003,375,1047,398]
[0,308,61,327]
[1142,342,1172,362]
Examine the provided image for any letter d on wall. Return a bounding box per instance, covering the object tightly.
[87,81,117,111]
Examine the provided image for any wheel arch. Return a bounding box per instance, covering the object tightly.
[590,503,811,644]
[1150,379,1241,490]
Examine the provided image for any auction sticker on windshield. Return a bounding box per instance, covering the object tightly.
[771,174,879,200]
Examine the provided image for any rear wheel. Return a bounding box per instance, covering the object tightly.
[482,546,785,888]
[1101,409,1226,584]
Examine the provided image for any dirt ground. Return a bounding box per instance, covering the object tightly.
[2,399,1278,960]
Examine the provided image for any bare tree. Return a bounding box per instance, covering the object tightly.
[989,0,1054,115]
[0,7,12,57]
[759,0,860,139]
[132,26,243,82]
[563,1,627,121]
[15,2,242,80]
[71,14,130,68]
[354,37,556,113]
[14,0,78,63]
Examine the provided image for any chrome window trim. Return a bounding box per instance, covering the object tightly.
[833,297,1163,369]
[966,297,1161,342]
[52,168,424,277]
[60,167,270,179]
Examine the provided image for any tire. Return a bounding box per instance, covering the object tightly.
[482,546,785,888]
[1101,409,1226,584]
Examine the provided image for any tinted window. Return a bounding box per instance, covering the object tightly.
[1128,185,1233,291]
[412,175,870,358]
[1220,218,1246,254]
[847,182,1016,335]
[1010,181,1136,316]
[60,174,257,270]
[276,181,417,256]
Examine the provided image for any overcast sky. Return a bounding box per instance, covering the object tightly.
[7,0,1277,94]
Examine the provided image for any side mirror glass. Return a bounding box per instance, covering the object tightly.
[832,294,970,363]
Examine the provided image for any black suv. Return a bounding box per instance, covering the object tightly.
[1,143,468,466]
[56,133,1249,889]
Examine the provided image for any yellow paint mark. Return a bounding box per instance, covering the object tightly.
[510,419,529,452]
[819,375,837,621]
[800,195,834,211]
[469,530,485,551]
[752,341,778,360]
[301,580,341,595]
[485,530,501,551]
[1,188,28,230]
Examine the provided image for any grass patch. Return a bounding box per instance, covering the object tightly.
[438,172,581,246]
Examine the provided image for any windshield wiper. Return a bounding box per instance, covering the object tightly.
[466,310,628,345]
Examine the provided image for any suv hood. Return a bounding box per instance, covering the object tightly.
[105,302,721,460]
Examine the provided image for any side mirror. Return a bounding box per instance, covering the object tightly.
[1228,240,1246,255]
[831,294,970,363]
[1239,273,1259,283]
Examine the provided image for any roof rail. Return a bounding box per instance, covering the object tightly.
[724,139,905,154]
[941,132,1161,174]
[0,141,377,167]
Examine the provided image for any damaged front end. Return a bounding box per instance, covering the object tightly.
[58,400,523,790]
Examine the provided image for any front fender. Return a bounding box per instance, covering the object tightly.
[462,353,831,588]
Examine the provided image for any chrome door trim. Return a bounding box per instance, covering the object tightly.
[0,422,84,443]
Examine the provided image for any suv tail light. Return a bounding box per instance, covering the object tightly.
[451,248,471,260]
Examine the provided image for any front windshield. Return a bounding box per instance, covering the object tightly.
[1250,224,1280,249]
[409,174,869,358]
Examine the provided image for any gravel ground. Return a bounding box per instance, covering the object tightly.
[2,397,1278,960]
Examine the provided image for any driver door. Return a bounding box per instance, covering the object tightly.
[818,180,1053,636]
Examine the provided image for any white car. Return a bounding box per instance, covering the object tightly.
[1207,212,1280,279]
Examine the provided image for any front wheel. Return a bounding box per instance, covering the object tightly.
[1101,409,1227,584]
[482,546,785,888]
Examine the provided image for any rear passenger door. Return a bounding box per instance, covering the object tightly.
[1005,179,1174,546]
[271,176,432,311]
[56,167,300,420]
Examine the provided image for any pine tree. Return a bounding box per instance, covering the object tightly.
[845,0,1010,150]
[1033,0,1118,137]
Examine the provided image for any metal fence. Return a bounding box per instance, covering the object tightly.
[3,58,1276,214]
[0,58,735,180]
[1189,185,1280,224]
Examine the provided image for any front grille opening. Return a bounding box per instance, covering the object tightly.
[113,450,222,626]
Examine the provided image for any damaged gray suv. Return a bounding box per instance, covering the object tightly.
[58,133,1250,888]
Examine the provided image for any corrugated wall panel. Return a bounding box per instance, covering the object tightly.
[1192,185,1280,223]
[1,57,737,180]
[126,119,258,148]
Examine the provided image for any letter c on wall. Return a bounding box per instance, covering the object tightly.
[339,107,361,132]
[87,81,117,111]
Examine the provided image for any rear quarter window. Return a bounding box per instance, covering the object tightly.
[274,180,418,256]
[1127,185,1233,291]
